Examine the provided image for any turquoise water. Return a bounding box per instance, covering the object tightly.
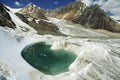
[21,42,77,75]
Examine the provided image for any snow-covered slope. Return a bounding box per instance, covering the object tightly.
[6,6,21,13]
[48,17,107,37]
[0,62,16,80]
[1,3,120,80]
[0,27,38,80]
[7,10,37,34]
[29,37,120,80]
[1,24,120,80]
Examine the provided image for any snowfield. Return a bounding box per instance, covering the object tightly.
[0,9,120,80]
[0,26,120,80]
[48,18,107,37]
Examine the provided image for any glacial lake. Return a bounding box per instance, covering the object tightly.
[21,42,77,75]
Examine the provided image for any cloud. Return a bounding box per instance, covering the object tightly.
[100,0,120,20]
[54,1,58,5]
[76,0,107,6]
[14,1,21,6]
[76,0,120,20]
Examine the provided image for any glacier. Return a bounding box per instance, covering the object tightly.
[0,7,120,80]
[0,26,120,80]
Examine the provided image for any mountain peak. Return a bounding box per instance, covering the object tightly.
[19,3,47,20]
[46,1,86,20]
[20,3,39,13]
[25,3,38,9]
[0,3,10,11]
[76,0,91,6]
[92,3,99,8]
[0,3,16,29]
[73,4,120,32]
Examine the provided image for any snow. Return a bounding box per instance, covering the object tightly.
[0,63,16,80]
[76,0,120,20]
[48,17,107,37]
[0,7,120,80]
[27,17,33,21]
[5,6,21,13]
[0,27,38,80]
[8,10,37,34]
[76,0,92,6]
[1,25,120,80]
[28,38,120,80]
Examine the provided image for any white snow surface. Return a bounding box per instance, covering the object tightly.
[0,11,120,80]
[48,17,107,37]
[76,0,92,6]
[5,6,21,13]
[1,25,120,80]
[0,27,37,80]
[0,63,16,80]
[8,10,37,34]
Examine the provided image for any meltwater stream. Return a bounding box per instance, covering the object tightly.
[21,42,77,75]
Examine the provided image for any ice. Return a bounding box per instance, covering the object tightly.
[5,5,21,13]
[48,17,107,37]
[0,10,120,80]
[0,27,38,80]
[8,11,37,34]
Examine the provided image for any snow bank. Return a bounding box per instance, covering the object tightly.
[0,12,120,80]
[32,39,120,80]
[1,26,120,80]
[0,27,38,80]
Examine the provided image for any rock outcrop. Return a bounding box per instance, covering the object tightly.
[0,3,16,29]
[12,3,63,35]
[19,3,47,20]
[46,2,86,20]
[73,4,120,32]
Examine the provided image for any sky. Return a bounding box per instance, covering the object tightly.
[77,0,120,20]
[0,0,75,9]
[1,0,120,20]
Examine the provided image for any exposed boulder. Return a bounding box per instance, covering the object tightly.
[0,3,16,29]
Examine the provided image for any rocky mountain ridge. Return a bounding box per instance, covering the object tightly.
[1,1,120,35]
[0,3,16,29]
[46,2,86,20]
[73,4,120,32]
[0,3,63,36]
[19,3,47,20]
[16,3,63,35]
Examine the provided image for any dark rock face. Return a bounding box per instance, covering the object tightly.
[15,13,28,23]
[73,4,120,32]
[16,13,63,36]
[0,75,6,80]
[16,3,63,35]
[19,3,48,20]
[28,20,63,35]
[46,2,86,20]
[0,3,16,29]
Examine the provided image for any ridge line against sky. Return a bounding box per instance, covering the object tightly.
[1,0,120,20]
[1,0,75,9]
